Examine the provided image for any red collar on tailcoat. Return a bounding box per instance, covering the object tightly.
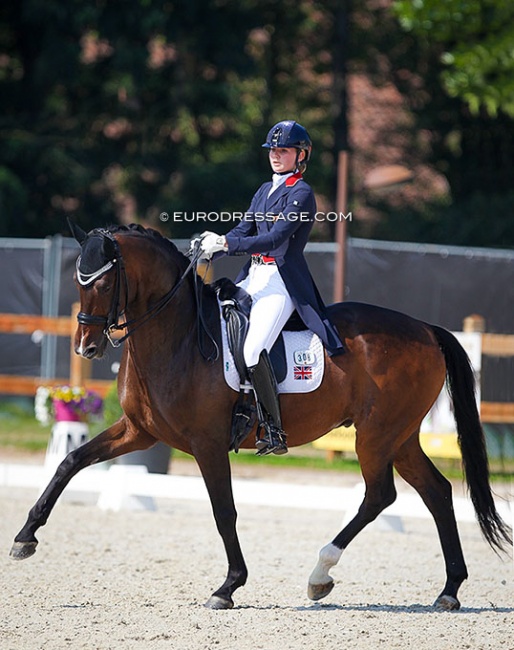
[284,172,303,187]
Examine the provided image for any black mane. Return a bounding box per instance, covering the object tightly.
[87,223,191,274]
[98,223,161,238]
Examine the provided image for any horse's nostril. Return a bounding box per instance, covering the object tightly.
[83,344,98,359]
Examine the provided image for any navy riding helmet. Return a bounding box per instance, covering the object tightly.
[262,120,312,162]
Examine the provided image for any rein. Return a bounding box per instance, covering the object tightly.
[77,233,217,359]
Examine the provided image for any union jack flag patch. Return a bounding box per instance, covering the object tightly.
[294,365,312,380]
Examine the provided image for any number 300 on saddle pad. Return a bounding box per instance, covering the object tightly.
[221,319,325,394]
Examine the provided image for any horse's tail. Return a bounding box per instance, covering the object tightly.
[431,324,512,553]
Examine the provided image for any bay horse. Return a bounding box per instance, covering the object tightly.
[10,223,511,610]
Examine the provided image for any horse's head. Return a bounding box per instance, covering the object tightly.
[69,220,201,361]
[69,221,124,359]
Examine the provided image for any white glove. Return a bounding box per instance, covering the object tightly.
[190,232,215,253]
[200,233,227,260]
[188,236,201,256]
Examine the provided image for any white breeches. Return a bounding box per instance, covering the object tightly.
[237,264,295,368]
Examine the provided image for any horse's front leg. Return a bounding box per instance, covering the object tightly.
[193,444,247,609]
[10,418,146,560]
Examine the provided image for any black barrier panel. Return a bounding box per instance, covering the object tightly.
[0,235,513,394]
[346,240,514,334]
[0,241,46,377]
[213,238,514,334]
[342,240,514,407]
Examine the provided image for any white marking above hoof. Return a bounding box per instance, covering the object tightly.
[308,543,342,601]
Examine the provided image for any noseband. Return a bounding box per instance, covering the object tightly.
[76,230,202,348]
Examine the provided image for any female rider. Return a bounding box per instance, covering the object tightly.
[198,120,345,455]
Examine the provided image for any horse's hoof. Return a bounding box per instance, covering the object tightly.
[204,595,234,610]
[434,595,460,611]
[9,541,38,561]
[308,580,334,601]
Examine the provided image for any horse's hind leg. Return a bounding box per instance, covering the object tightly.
[393,434,468,610]
[10,418,151,560]
[308,452,397,601]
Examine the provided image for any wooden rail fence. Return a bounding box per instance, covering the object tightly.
[0,310,513,426]
[480,333,514,422]
[0,304,112,397]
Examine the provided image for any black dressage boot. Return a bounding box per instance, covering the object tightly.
[247,350,288,456]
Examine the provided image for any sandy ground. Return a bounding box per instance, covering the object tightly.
[1,458,513,650]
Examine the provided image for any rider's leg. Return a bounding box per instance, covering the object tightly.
[242,283,295,455]
[248,350,287,455]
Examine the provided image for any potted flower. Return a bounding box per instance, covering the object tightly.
[35,385,103,425]
[35,385,103,473]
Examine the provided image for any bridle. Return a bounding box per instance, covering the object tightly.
[76,230,205,349]
[76,230,126,346]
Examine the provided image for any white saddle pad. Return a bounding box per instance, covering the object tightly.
[221,317,325,394]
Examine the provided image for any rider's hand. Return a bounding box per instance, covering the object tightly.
[192,231,217,258]
[188,236,201,256]
[200,233,228,260]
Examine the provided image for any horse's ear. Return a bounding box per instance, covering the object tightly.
[67,218,87,245]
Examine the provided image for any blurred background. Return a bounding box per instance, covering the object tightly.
[0,0,513,467]
[1,0,513,245]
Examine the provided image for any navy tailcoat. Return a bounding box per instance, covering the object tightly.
[224,173,345,355]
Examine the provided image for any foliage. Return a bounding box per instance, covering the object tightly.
[348,0,514,247]
[0,399,511,476]
[0,0,337,239]
[102,381,123,428]
[0,0,513,247]
[0,417,50,452]
[393,0,514,118]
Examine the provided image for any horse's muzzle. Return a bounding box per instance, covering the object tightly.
[74,332,107,359]
[80,343,102,359]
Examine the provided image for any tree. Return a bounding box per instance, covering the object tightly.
[393,0,514,118]
[1,0,513,247]
[0,0,260,237]
[345,0,514,248]
[0,0,338,239]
